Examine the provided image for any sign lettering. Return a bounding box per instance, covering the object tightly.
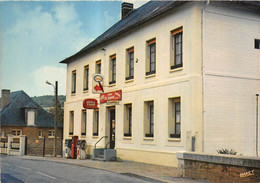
[100,90,122,103]
[83,98,98,109]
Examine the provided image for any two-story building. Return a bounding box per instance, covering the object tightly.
[60,1,260,167]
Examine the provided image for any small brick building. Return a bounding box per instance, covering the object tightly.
[0,90,63,140]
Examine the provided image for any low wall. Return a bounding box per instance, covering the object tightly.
[177,152,260,183]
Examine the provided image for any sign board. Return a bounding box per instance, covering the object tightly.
[100,90,122,103]
[83,98,98,109]
[106,101,120,105]
[92,74,104,94]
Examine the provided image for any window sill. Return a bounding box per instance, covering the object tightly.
[71,93,76,96]
[92,136,99,139]
[108,83,116,87]
[81,135,86,138]
[145,74,156,79]
[143,137,154,141]
[48,136,54,138]
[170,67,183,73]
[168,138,181,142]
[125,79,134,83]
[83,89,89,93]
[123,136,132,140]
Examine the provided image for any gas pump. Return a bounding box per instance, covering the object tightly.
[71,135,78,159]
[64,139,71,158]
[77,140,86,159]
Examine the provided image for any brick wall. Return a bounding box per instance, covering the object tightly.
[177,152,260,183]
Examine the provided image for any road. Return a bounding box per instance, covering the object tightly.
[0,155,152,183]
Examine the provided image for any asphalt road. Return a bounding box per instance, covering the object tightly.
[0,155,151,183]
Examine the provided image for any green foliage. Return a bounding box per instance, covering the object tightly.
[217,148,237,155]
[31,95,66,107]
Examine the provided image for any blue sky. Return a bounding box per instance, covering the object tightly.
[0,1,146,97]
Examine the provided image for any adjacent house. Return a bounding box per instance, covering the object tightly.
[60,1,260,167]
[0,90,63,139]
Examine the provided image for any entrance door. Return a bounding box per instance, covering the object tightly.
[109,109,116,149]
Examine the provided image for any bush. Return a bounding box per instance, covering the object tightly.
[217,148,237,155]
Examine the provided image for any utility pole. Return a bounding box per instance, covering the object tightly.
[256,94,259,157]
[54,81,58,157]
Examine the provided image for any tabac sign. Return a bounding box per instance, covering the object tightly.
[83,98,98,109]
[100,90,122,103]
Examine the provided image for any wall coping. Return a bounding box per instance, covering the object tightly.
[176,152,260,168]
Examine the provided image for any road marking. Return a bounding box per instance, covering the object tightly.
[17,166,31,170]
[2,163,10,166]
[37,171,57,180]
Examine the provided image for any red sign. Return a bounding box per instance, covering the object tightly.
[100,90,122,103]
[83,98,98,109]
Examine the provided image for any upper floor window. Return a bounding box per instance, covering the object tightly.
[171,27,183,70]
[48,130,54,137]
[27,109,36,126]
[126,47,134,80]
[109,54,116,85]
[71,70,76,94]
[96,60,101,74]
[255,39,260,49]
[146,39,156,76]
[12,130,22,137]
[83,65,89,91]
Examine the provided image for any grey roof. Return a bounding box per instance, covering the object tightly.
[0,90,62,128]
[60,1,260,64]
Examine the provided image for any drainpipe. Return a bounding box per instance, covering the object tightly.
[256,94,259,157]
[201,0,210,153]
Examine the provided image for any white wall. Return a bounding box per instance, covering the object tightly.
[203,2,260,156]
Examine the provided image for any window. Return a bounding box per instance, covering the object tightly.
[144,101,154,138]
[39,130,43,137]
[81,110,87,136]
[146,39,156,75]
[48,130,54,137]
[169,98,181,138]
[12,130,22,137]
[109,55,116,85]
[255,39,260,49]
[96,60,101,74]
[126,47,134,80]
[0,129,5,137]
[93,109,99,136]
[124,104,132,137]
[69,111,74,135]
[83,65,89,91]
[171,27,183,69]
[71,70,76,94]
[27,109,36,126]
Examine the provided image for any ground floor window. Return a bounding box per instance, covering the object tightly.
[48,130,54,137]
[144,101,154,138]
[81,110,87,136]
[169,97,181,138]
[93,109,99,136]
[124,104,132,137]
[69,111,74,135]
[39,130,43,138]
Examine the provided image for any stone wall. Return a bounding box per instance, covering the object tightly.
[177,152,260,183]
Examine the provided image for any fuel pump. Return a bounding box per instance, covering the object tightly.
[64,139,71,158]
[77,140,86,159]
[71,135,78,159]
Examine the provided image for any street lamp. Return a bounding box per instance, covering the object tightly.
[46,80,58,157]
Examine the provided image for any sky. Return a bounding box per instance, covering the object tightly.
[0,1,147,97]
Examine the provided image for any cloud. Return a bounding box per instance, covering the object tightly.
[1,3,91,96]
[33,66,67,96]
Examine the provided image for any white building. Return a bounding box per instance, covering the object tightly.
[60,1,260,167]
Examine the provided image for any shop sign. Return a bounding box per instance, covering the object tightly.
[83,98,98,109]
[100,90,122,103]
[240,170,255,178]
[106,101,119,105]
[92,74,104,94]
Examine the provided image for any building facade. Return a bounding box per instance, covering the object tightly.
[61,1,260,167]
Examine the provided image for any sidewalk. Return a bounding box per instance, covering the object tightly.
[18,155,203,183]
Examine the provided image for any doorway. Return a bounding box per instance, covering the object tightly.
[109,108,116,149]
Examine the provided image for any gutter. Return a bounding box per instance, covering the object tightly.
[201,0,210,153]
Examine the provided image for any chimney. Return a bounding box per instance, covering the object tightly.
[1,89,10,109]
[121,2,133,19]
